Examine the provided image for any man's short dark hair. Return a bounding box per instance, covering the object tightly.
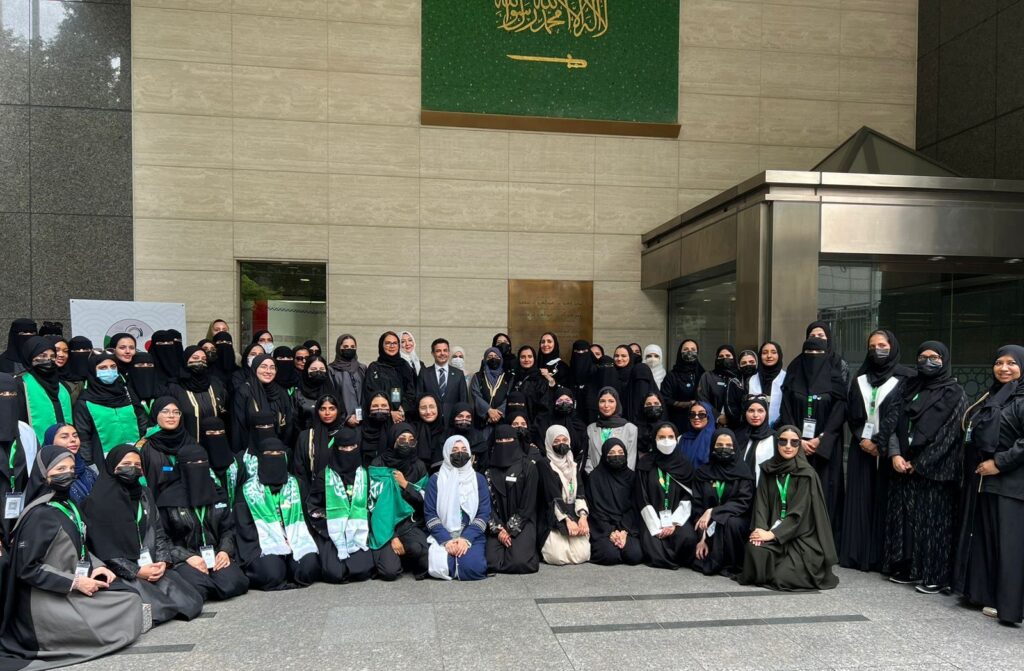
[431,338,449,352]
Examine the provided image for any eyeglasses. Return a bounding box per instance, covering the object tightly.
[396,439,417,448]
[690,412,708,419]
[917,355,942,364]
[294,356,308,361]
[159,409,182,417]
[778,438,801,447]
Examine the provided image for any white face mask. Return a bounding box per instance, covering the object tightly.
[450,356,464,370]
[656,437,677,455]
[262,342,274,354]
[247,355,256,367]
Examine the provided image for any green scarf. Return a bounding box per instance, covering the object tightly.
[325,467,369,560]
[367,465,428,550]
[241,474,317,560]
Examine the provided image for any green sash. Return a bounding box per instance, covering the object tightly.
[21,374,72,444]
[325,467,369,560]
[209,462,239,508]
[241,474,317,560]
[367,466,427,550]
[85,401,142,457]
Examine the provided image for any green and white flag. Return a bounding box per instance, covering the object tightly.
[325,467,369,560]
[367,466,428,550]
[242,474,318,561]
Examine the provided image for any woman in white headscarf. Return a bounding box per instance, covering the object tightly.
[538,424,591,565]
[423,435,491,580]
[399,331,423,376]
[644,344,667,388]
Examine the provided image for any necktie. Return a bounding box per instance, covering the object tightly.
[438,367,447,397]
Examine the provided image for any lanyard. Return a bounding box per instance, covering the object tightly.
[907,393,920,438]
[7,439,17,490]
[712,480,725,503]
[776,474,791,519]
[805,395,816,418]
[657,468,672,510]
[135,501,145,548]
[869,386,879,412]
[194,506,209,545]
[50,500,86,559]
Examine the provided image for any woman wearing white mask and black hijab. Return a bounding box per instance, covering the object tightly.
[839,330,912,572]
[883,341,966,594]
[84,443,203,624]
[588,437,643,566]
[779,336,848,538]
[485,425,539,574]
[637,421,696,569]
[954,345,1024,624]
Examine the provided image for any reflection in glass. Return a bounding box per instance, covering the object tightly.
[667,274,736,369]
[240,262,327,349]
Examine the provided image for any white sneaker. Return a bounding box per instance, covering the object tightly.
[982,607,998,618]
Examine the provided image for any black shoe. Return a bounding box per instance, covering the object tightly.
[915,583,942,594]
[888,574,920,585]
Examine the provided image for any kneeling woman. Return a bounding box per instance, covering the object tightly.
[538,425,591,565]
[686,429,754,576]
[306,431,374,583]
[424,435,491,580]
[158,443,249,601]
[84,444,204,624]
[588,438,643,566]
[637,421,696,569]
[0,446,143,666]
[738,426,839,590]
[234,438,321,590]
[485,426,540,574]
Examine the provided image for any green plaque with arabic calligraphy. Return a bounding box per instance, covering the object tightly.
[421,1,680,137]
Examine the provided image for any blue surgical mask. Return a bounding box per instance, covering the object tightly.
[96,368,119,385]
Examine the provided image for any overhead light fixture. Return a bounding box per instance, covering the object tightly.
[299,278,310,282]
[703,298,711,302]
[1005,258,1023,264]
[928,256,946,262]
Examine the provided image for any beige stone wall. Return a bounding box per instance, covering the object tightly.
[131,0,918,363]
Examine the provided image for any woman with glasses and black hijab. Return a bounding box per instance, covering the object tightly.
[363,331,417,425]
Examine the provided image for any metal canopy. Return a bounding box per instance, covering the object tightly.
[812,126,960,177]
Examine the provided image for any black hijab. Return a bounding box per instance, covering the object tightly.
[256,437,289,487]
[178,345,211,393]
[330,333,363,375]
[302,340,322,358]
[414,393,447,465]
[212,331,238,374]
[360,392,393,462]
[740,396,774,442]
[761,425,817,478]
[157,441,218,508]
[489,424,522,470]
[22,336,61,398]
[146,396,191,457]
[248,353,284,409]
[854,329,913,387]
[63,336,94,382]
[783,337,846,400]
[78,351,133,407]
[612,345,634,387]
[129,351,160,400]
[712,345,739,378]
[149,330,182,383]
[513,345,540,382]
[538,332,563,366]
[375,331,415,387]
[298,355,337,400]
[587,437,637,527]
[671,339,705,376]
[651,420,694,481]
[82,443,145,559]
[376,422,424,482]
[757,341,784,390]
[200,416,235,471]
[695,428,753,483]
[0,318,36,372]
[328,426,362,482]
[595,386,628,428]
[901,340,961,437]
[0,373,26,489]
[969,345,1024,454]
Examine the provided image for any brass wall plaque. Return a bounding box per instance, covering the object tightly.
[508,280,594,353]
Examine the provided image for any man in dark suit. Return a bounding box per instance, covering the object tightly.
[417,338,468,423]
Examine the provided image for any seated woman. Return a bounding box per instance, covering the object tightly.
[234,438,321,590]
[139,397,197,502]
[424,435,491,580]
[43,422,95,506]
[0,446,143,666]
[84,443,203,624]
[199,417,240,508]
[305,431,373,584]
[485,426,539,574]
[538,425,591,565]
[413,393,446,472]
[637,421,697,569]
[686,429,754,577]
[367,423,430,580]
[158,442,249,601]
[294,394,346,488]
[588,437,644,566]
[735,397,775,486]
[506,409,543,462]
[738,426,839,591]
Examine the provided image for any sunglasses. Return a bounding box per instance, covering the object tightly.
[778,438,801,447]
[690,412,708,419]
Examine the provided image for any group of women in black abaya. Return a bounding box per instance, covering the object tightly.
[0,314,1021,668]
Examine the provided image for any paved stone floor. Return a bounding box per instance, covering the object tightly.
[78,563,1020,670]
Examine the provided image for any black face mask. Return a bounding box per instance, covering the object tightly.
[369,410,390,422]
[739,364,757,376]
[187,361,207,372]
[340,348,356,361]
[204,349,218,362]
[453,419,473,430]
[870,348,890,364]
[34,360,57,374]
[114,466,142,487]
[449,452,471,468]
[497,342,511,356]
[711,447,735,464]
[643,405,664,420]
[681,351,698,363]
[486,358,501,370]
[395,441,415,457]
[716,356,737,371]
[605,454,627,470]
[918,360,943,377]
[514,426,529,439]
[332,447,363,473]
[308,370,328,381]
[257,453,288,487]
[48,472,76,492]
[551,442,571,456]
[554,401,573,414]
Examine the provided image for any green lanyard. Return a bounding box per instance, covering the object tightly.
[657,468,672,510]
[712,480,725,503]
[49,500,86,560]
[7,439,17,490]
[869,386,879,412]
[135,501,145,549]
[142,399,152,414]
[805,395,816,418]
[776,474,791,519]
[193,506,209,545]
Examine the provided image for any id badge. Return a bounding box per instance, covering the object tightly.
[389,387,401,406]
[355,407,363,422]
[770,519,782,531]
[861,422,876,441]
[505,475,517,483]
[200,545,216,569]
[706,521,717,538]
[801,419,817,439]
[965,425,973,443]
[4,492,24,519]
[659,509,673,528]
[137,550,153,568]
[75,561,91,577]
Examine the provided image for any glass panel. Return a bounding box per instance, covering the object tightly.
[667,273,736,368]
[239,261,327,349]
